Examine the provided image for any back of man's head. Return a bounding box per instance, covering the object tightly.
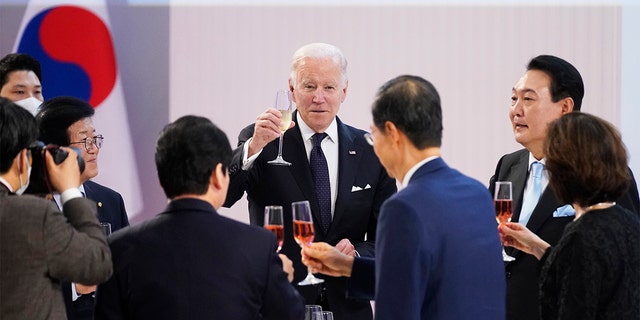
[0,53,42,88]
[527,55,584,111]
[36,96,95,146]
[371,75,442,149]
[155,115,232,199]
[0,97,37,174]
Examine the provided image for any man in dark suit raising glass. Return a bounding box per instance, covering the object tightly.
[224,43,397,320]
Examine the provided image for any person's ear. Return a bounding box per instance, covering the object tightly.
[210,163,226,190]
[341,80,349,103]
[560,97,574,114]
[384,121,400,142]
[17,149,29,173]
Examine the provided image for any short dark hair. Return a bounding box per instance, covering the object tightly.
[155,115,232,199]
[527,55,584,111]
[0,53,42,88]
[0,97,37,173]
[371,75,442,149]
[36,96,95,146]
[544,112,629,207]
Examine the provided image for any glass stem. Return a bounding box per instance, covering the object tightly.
[276,133,284,158]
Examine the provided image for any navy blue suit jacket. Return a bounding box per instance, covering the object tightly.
[224,112,397,320]
[359,158,506,319]
[94,198,304,320]
[489,148,640,320]
[63,180,129,320]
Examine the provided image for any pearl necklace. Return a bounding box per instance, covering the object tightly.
[584,202,616,213]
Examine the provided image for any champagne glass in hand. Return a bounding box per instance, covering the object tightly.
[267,90,294,166]
[494,181,515,262]
[292,200,325,285]
[264,205,284,252]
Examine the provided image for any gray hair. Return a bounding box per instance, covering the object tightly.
[289,43,348,87]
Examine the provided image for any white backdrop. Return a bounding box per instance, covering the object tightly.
[168,5,625,223]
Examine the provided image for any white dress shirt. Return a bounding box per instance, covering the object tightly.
[242,113,339,218]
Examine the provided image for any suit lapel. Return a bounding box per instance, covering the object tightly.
[507,152,529,221]
[82,181,102,220]
[331,119,364,235]
[502,152,529,258]
[524,187,560,233]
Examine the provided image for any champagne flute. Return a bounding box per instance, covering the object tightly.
[100,222,112,237]
[264,205,284,252]
[304,305,323,320]
[494,181,516,262]
[292,200,325,285]
[311,311,334,320]
[267,90,293,166]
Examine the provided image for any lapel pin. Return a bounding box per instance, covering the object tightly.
[98,202,103,208]
[349,150,356,155]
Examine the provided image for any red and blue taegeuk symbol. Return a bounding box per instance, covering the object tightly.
[17,5,117,107]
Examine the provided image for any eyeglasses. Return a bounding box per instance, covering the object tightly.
[364,133,374,146]
[70,135,104,151]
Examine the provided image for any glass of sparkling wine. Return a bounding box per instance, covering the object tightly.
[304,305,323,320]
[264,205,284,252]
[311,311,334,320]
[494,181,515,262]
[267,90,293,166]
[292,200,324,285]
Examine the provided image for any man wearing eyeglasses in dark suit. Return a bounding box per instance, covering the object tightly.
[34,96,129,320]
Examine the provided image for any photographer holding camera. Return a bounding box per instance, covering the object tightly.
[0,98,112,320]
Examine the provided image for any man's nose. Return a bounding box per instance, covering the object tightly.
[312,89,325,103]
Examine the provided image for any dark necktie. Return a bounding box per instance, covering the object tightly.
[310,133,331,233]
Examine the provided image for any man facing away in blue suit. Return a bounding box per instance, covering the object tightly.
[94,115,304,320]
[33,96,130,320]
[302,75,506,320]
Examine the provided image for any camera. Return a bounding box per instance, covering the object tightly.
[25,141,85,195]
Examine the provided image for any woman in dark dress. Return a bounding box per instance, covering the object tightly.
[499,112,640,320]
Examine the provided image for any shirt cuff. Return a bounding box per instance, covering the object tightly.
[71,282,80,301]
[241,137,262,170]
[60,188,83,205]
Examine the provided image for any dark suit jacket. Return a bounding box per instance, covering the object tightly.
[224,112,397,320]
[94,198,304,320]
[489,149,640,320]
[362,159,506,319]
[0,185,112,320]
[347,257,376,300]
[63,180,129,320]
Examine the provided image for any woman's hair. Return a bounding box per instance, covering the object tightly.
[544,112,629,207]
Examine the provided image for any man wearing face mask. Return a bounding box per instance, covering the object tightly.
[0,98,112,320]
[0,53,44,115]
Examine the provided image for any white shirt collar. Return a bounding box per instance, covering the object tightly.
[296,112,338,145]
[53,183,86,209]
[527,153,546,168]
[0,177,14,192]
[400,156,440,190]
